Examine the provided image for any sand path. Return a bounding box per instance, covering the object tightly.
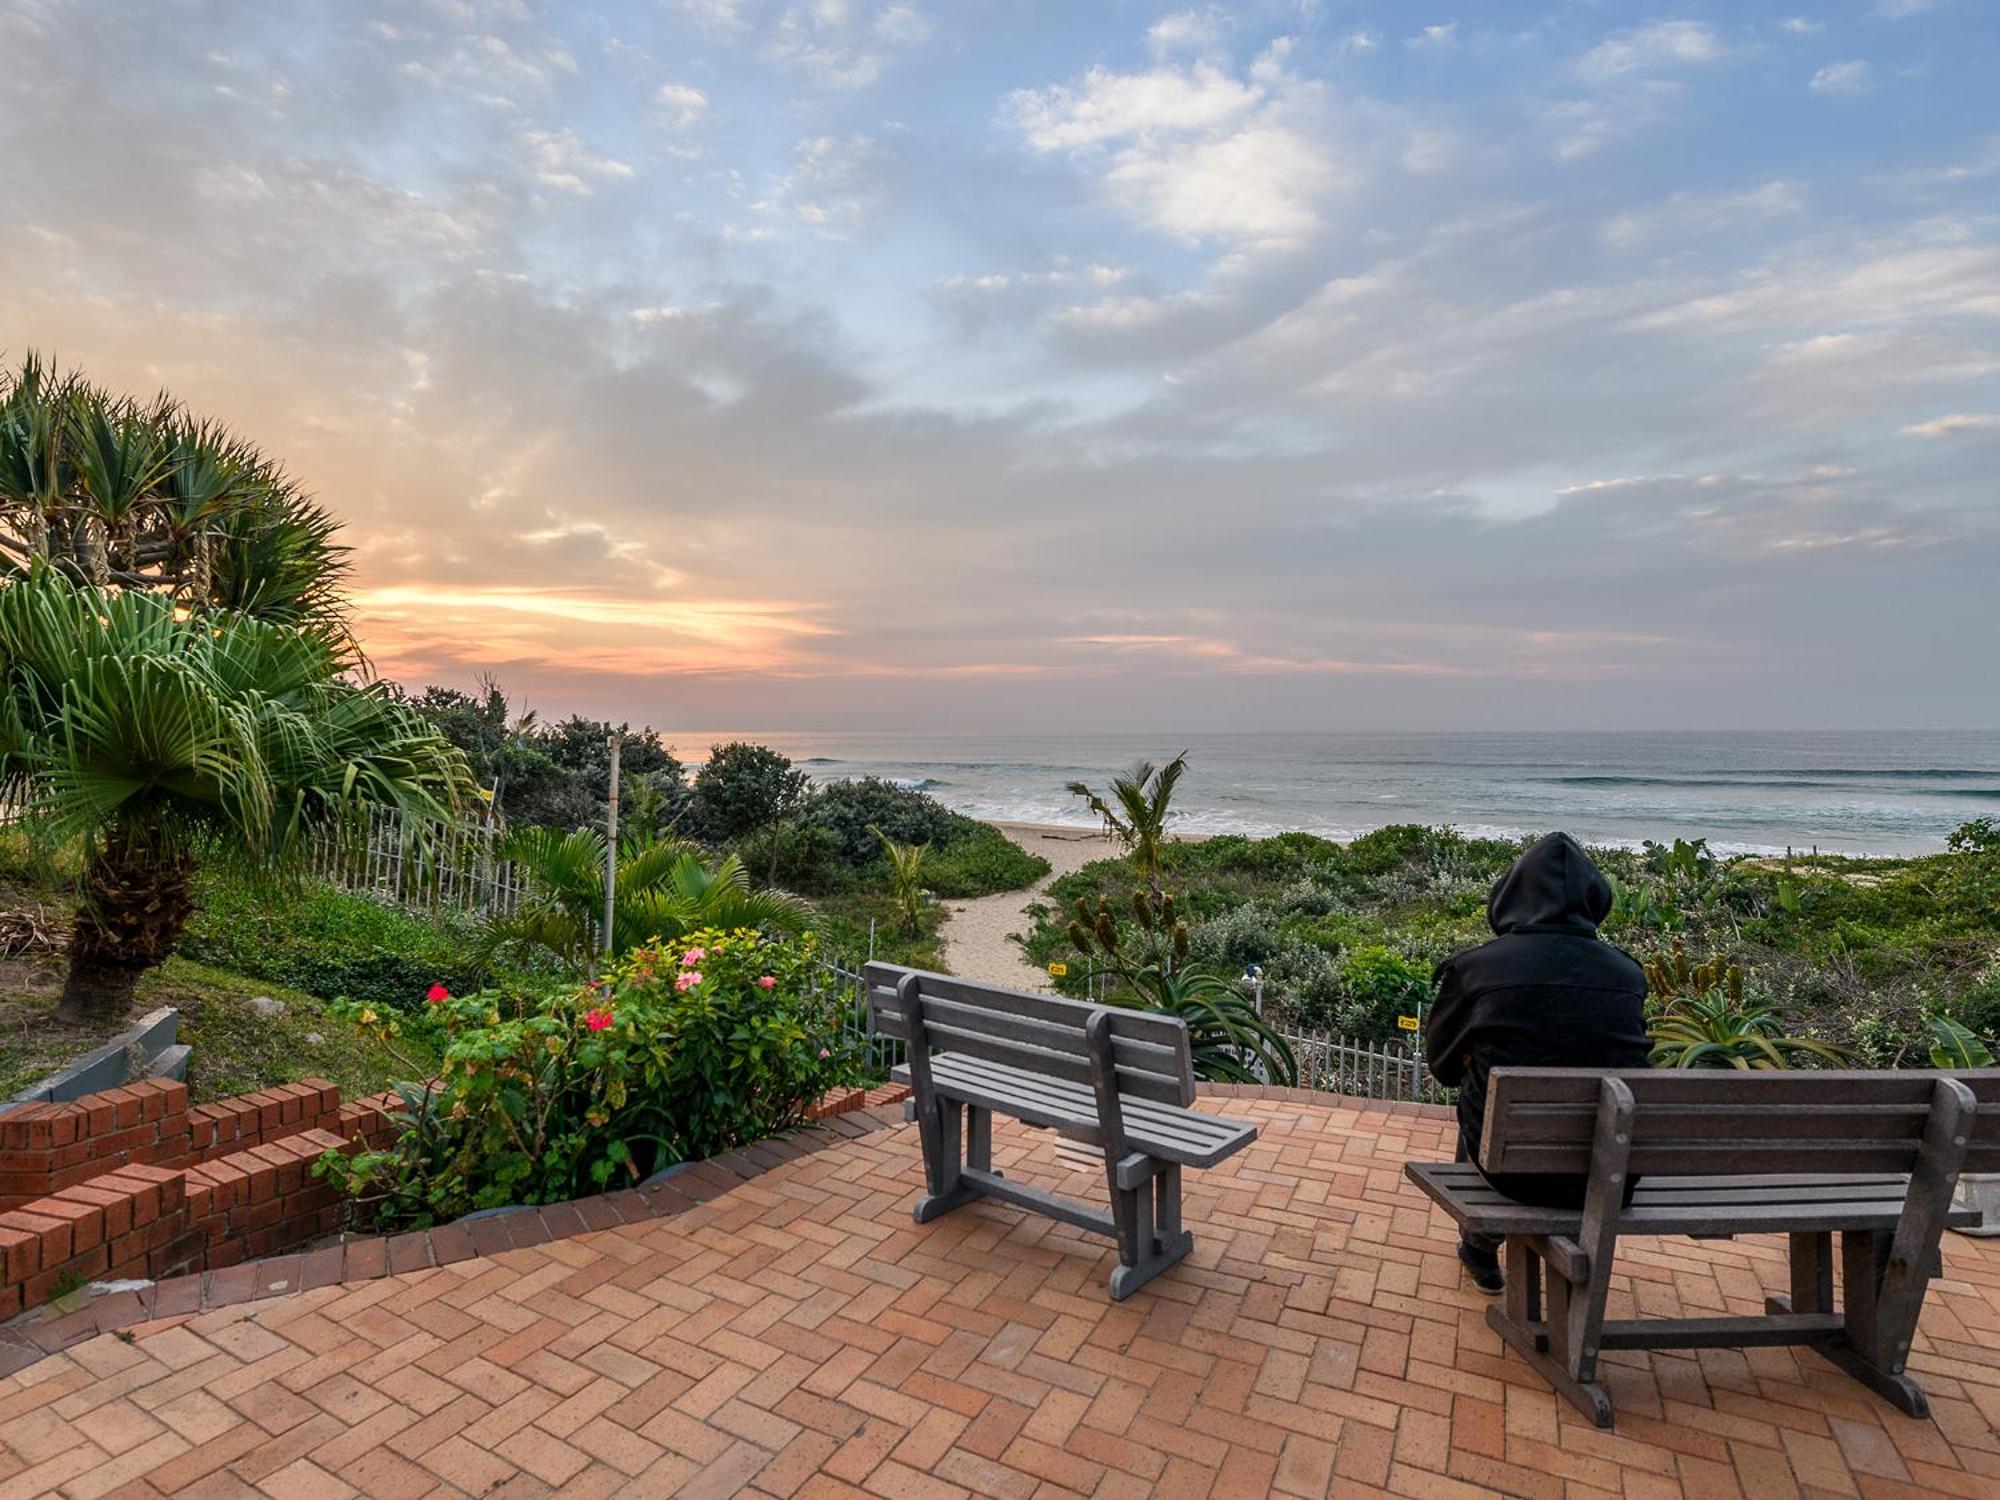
[940,822,1116,988]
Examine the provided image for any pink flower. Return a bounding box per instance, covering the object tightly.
[426,983,451,1004]
[757,975,776,990]
[818,1047,831,1059]
[675,971,702,992]
[681,947,706,967]
[586,1008,615,1032]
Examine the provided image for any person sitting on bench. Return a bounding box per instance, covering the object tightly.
[1426,831,1652,1294]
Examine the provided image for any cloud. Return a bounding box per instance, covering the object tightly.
[767,1,932,89]
[1147,9,1229,58]
[519,128,635,193]
[0,0,1993,733]
[1578,20,1728,81]
[1602,181,1804,249]
[653,83,709,129]
[668,0,749,33]
[1780,17,1824,34]
[1004,59,1336,249]
[1549,21,1737,160]
[1873,0,1941,16]
[1810,60,1872,94]
[1901,413,2000,437]
[1007,65,1258,151]
[1407,23,1457,50]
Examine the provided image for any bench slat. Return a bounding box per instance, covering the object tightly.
[906,1048,1230,1133]
[865,962,1196,1104]
[919,1053,1250,1150]
[1480,1068,2000,1177]
[893,1057,1256,1168]
[915,993,1185,1075]
[895,1054,1252,1154]
[1405,1162,1980,1236]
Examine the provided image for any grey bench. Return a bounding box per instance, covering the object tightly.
[1405,1067,1999,1427]
[866,963,1258,1299]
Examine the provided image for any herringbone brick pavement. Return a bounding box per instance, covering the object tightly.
[0,1095,1995,1497]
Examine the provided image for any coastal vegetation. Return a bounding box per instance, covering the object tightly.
[1023,817,2000,1070]
[319,929,855,1227]
[0,557,468,1023]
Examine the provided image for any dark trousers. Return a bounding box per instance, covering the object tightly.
[1455,1136,1502,1261]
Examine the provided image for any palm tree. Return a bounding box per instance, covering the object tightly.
[0,355,347,624]
[872,826,929,936]
[486,827,814,973]
[0,570,472,1022]
[1065,752,1188,893]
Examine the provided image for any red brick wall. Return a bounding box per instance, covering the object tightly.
[0,1079,193,1207]
[0,1076,370,1318]
[0,1131,360,1319]
[188,1081,343,1162]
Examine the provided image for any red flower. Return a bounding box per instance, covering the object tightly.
[426,983,451,1004]
[757,975,777,990]
[586,1008,615,1032]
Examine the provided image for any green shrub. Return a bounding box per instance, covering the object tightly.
[1332,945,1433,1038]
[319,928,860,1227]
[802,779,965,866]
[786,780,1047,898]
[179,873,489,1007]
[923,822,1048,898]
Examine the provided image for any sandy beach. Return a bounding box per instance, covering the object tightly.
[939,822,1118,987]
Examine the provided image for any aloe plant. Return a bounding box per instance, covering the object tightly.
[1064,885,1295,1084]
[1648,992,1852,1070]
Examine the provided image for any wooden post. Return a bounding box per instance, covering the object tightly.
[603,730,622,958]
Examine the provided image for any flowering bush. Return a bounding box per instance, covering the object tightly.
[319,928,860,1227]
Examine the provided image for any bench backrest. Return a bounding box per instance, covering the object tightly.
[864,962,1197,1107]
[1481,1068,2000,1177]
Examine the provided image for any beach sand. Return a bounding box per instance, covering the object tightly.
[939,822,1117,988]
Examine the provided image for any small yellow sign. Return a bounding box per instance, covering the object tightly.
[1048,962,1068,977]
[1396,1014,1420,1032]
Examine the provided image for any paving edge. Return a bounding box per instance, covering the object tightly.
[1198,1082,1456,1122]
[0,1082,1437,1374]
[0,1100,914,1375]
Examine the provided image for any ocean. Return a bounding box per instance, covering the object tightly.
[670,729,2000,858]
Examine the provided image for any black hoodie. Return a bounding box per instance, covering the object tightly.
[1426,832,1651,1205]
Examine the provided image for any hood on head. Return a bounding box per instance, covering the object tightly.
[1487,831,1613,936]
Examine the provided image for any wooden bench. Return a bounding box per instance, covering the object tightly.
[1405,1067,1999,1426]
[866,963,1258,1299]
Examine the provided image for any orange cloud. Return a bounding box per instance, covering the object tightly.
[351,584,833,680]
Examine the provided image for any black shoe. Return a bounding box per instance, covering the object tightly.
[1457,1244,1504,1296]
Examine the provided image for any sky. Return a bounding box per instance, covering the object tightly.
[1,0,1996,735]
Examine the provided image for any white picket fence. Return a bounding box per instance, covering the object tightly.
[304,804,525,918]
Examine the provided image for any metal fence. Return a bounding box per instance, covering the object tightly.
[823,959,1443,1106]
[304,805,525,919]
[1282,1026,1446,1104]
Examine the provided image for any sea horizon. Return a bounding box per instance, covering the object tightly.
[653,727,2000,859]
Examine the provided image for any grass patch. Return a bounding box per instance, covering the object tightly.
[0,954,436,1104]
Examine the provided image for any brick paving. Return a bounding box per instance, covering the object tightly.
[0,1090,1996,1497]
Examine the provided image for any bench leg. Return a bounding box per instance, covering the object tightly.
[1825,1228,1931,1418]
[1487,1237,1613,1428]
[967,1106,995,1175]
[913,1098,987,1223]
[1106,1162,1194,1301]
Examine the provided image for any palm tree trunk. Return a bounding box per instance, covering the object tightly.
[57,830,197,1025]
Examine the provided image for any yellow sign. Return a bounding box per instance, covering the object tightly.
[1047,962,1068,977]
[1396,1014,1420,1032]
